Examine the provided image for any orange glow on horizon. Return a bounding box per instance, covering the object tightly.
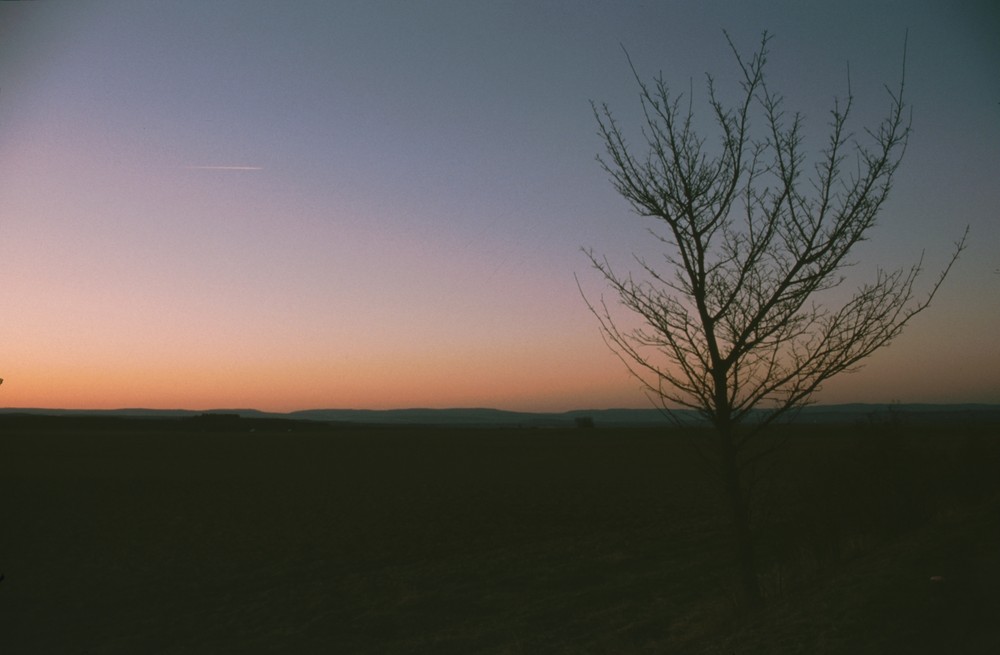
[1,342,647,413]
[5,340,997,413]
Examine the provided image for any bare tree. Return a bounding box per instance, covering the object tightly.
[582,32,966,609]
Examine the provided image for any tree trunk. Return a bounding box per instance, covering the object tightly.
[719,429,762,610]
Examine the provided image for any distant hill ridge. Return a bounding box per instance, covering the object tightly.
[1,404,998,427]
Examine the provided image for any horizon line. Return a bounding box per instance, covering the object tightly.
[1,402,997,415]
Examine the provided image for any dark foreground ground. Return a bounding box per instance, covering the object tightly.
[1,415,998,653]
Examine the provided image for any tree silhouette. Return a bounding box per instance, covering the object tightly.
[582,32,966,609]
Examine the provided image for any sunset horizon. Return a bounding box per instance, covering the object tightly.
[2,1,997,417]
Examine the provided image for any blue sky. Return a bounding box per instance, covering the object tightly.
[1,1,997,411]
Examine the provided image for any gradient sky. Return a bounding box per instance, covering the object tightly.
[1,1,997,412]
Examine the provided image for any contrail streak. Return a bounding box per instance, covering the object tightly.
[183,165,263,170]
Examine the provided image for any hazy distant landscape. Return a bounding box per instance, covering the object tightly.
[4,403,1000,427]
[2,411,999,652]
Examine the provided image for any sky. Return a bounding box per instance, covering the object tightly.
[1,0,997,412]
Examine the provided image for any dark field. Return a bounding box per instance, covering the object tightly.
[2,417,999,653]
